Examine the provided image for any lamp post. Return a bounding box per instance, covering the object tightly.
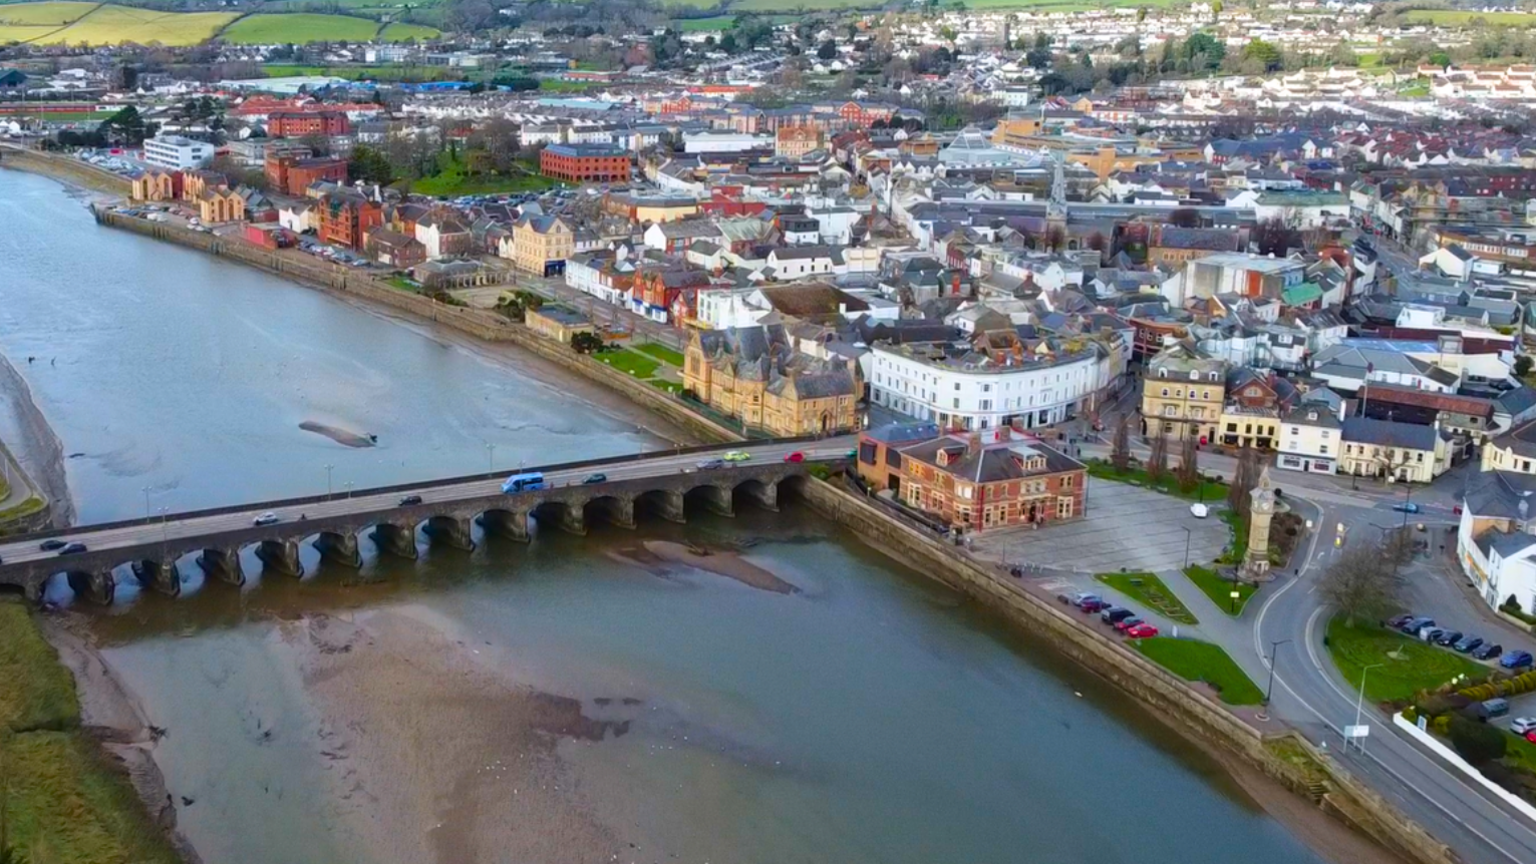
[485,442,496,474]
[344,481,354,500]
[1181,525,1192,570]
[324,464,334,500]
[1351,662,1386,753]
[141,486,152,518]
[1263,638,1292,708]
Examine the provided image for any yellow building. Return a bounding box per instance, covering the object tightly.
[130,170,179,202]
[1217,406,1280,449]
[505,214,573,277]
[685,324,859,436]
[197,187,246,224]
[1141,343,1226,443]
[525,304,594,342]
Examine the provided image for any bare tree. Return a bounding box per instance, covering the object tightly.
[1319,538,1406,626]
[1111,413,1131,472]
[1177,433,1200,493]
[1146,434,1168,483]
[1227,447,1258,519]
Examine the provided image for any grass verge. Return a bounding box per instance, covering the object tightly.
[1133,637,1264,705]
[0,602,79,732]
[594,348,660,379]
[634,342,685,366]
[1095,572,1198,625]
[1184,564,1256,616]
[1325,615,1489,703]
[1086,459,1226,503]
[649,379,683,394]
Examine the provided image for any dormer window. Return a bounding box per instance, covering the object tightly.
[1189,370,1198,381]
[1158,368,1168,378]
[1209,372,1219,381]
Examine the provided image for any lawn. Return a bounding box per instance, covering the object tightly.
[1184,564,1256,616]
[31,5,237,45]
[1095,572,1198,625]
[0,1,98,25]
[650,379,683,394]
[410,154,556,197]
[539,78,598,92]
[223,13,417,44]
[635,342,685,366]
[379,21,438,41]
[1133,637,1265,705]
[1086,458,1227,503]
[595,348,660,379]
[1326,616,1489,704]
[673,15,735,30]
[385,275,420,292]
[1406,9,1536,27]
[263,62,459,82]
[0,601,79,732]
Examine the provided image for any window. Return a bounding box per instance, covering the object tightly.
[1290,427,1300,435]
[1158,368,1167,378]
[1161,388,1169,397]
[1189,370,1198,381]
[1202,390,1211,400]
[1056,496,1074,519]
[1062,475,1074,489]
[953,398,960,409]
[954,382,961,391]
[1319,445,1328,455]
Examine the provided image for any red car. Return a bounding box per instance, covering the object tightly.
[1526,730,1536,745]
[1124,623,1159,639]
[783,451,805,463]
[1113,616,1144,633]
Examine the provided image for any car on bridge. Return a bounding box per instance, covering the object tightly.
[582,473,607,484]
[399,495,423,506]
[58,543,87,556]
[253,512,281,526]
[39,539,65,552]
[723,450,751,462]
[697,458,725,470]
[783,451,804,463]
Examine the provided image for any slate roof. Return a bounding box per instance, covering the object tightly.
[1341,416,1443,451]
[899,435,1084,484]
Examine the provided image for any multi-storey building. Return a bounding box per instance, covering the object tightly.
[539,144,632,184]
[143,135,214,170]
[268,110,351,138]
[1140,344,1226,443]
[265,154,348,197]
[684,325,859,436]
[507,214,573,276]
[318,190,384,251]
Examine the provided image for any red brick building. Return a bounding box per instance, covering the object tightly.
[265,153,349,196]
[318,190,384,251]
[540,143,632,184]
[869,427,1087,533]
[268,110,351,138]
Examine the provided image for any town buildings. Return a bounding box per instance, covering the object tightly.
[540,143,632,184]
[507,214,574,276]
[1141,344,1226,443]
[267,109,351,137]
[318,190,384,251]
[265,153,348,197]
[143,135,214,170]
[684,325,859,436]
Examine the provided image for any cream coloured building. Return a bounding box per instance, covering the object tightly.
[1140,344,1225,443]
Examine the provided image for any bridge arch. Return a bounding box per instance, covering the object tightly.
[582,495,634,530]
[531,500,585,536]
[633,489,685,523]
[61,569,115,606]
[419,514,476,551]
[732,478,778,512]
[684,483,734,517]
[476,507,528,542]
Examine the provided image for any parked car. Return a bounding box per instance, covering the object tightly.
[1434,630,1463,647]
[1473,643,1504,661]
[1501,650,1534,670]
[1478,698,1511,721]
[1510,717,1536,735]
[1453,635,1484,654]
[1101,607,1137,625]
[253,512,280,526]
[399,494,423,506]
[39,539,66,551]
[697,458,725,470]
[58,542,87,556]
[1527,730,1536,745]
[1080,598,1111,614]
[1385,613,1416,630]
[723,450,752,462]
[783,451,805,463]
[1399,616,1435,635]
[1392,502,1421,514]
[1124,622,1159,639]
[1065,592,1101,609]
[582,473,608,484]
[1420,627,1445,643]
[1114,616,1144,633]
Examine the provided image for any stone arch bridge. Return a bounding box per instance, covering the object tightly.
[0,451,828,605]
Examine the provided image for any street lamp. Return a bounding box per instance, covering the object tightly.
[344,481,354,500]
[141,485,152,518]
[1180,525,1192,570]
[1263,638,1292,708]
[485,442,496,474]
[1351,662,1386,753]
[324,464,334,500]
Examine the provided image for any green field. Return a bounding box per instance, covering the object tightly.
[37,5,237,45]
[540,78,598,92]
[595,348,662,379]
[1407,9,1536,26]
[380,20,439,41]
[635,342,685,366]
[1184,564,1256,616]
[410,155,555,197]
[674,15,735,30]
[0,0,95,24]
[0,2,438,45]
[263,62,460,81]
[1085,458,1227,504]
[1096,572,1198,625]
[1133,638,1265,705]
[223,13,385,43]
[1326,616,1489,704]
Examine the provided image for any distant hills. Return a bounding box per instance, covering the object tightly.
[0,1,441,46]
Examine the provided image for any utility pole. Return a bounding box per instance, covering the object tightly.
[324,464,334,500]
[1351,662,1385,753]
[1181,525,1192,570]
[1263,638,1291,708]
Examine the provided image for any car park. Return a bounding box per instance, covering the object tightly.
[1453,635,1484,654]
[1124,622,1159,639]
[1501,650,1534,670]
[1474,643,1504,661]
[1064,592,1101,608]
[1400,616,1435,635]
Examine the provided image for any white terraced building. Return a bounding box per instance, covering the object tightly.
[870,342,1102,431]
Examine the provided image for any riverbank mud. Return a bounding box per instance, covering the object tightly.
[610,539,799,594]
[299,421,377,448]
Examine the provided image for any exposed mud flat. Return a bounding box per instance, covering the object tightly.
[609,539,799,594]
[299,421,376,448]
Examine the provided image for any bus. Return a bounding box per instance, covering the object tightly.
[501,471,545,493]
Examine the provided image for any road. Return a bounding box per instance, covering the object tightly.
[0,439,849,569]
[512,272,689,351]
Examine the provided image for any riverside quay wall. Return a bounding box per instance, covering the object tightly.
[798,478,1456,864]
[92,209,744,446]
[0,147,131,196]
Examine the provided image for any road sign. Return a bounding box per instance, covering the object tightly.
[1417,715,1428,732]
[1345,724,1370,740]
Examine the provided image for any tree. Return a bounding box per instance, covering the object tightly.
[1318,539,1405,626]
[1183,32,1226,71]
[1169,208,1199,228]
[1044,225,1066,252]
[817,39,838,60]
[1227,447,1258,519]
[1448,715,1506,766]
[571,331,605,353]
[1242,38,1283,72]
[98,106,152,146]
[1111,413,1132,472]
[1177,434,1200,493]
[299,131,332,158]
[1516,355,1532,378]
[348,144,395,185]
[1252,217,1302,257]
[1025,48,1053,70]
[1146,434,1169,483]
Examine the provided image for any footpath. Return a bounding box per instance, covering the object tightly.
[0,436,48,533]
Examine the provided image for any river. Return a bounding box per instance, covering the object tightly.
[0,167,1337,864]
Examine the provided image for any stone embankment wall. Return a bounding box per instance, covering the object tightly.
[0,147,132,196]
[798,478,1455,864]
[93,210,743,445]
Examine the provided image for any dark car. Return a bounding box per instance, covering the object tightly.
[1400,616,1435,635]
[1434,630,1463,647]
[58,542,87,556]
[582,473,608,484]
[1501,650,1534,670]
[1453,635,1484,653]
[1392,502,1421,514]
[39,539,66,551]
[1473,643,1504,661]
[1080,598,1110,614]
[697,458,725,470]
[399,494,423,506]
[1385,613,1415,630]
[1101,606,1137,625]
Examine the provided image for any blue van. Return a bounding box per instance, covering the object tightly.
[501,472,545,493]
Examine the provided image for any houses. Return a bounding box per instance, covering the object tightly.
[507,214,574,276]
[367,228,427,269]
[265,153,348,197]
[684,325,860,436]
[197,186,246,224]
[279,201,314,234]
[1277,402,1344,475]
[130,170,181,202]
[1458,469,1536,611]
[872,426,1088,533]
[415,212,473,260]
[1141,343,1226,443]
[1338,417,1450,483]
